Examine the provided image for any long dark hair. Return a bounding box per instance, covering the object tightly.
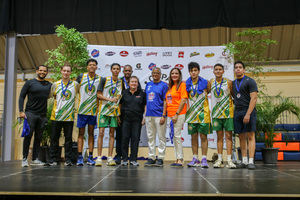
[168,68,182,91]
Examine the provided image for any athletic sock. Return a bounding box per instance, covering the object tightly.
[249,158,254,164]
[218,154,223,161]
[227,155,232,161]
[242,157,248,164]
[193,155,198,159]
[202,155,207,159]
[78,152,82,157]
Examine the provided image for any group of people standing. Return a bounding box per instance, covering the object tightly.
[19,58,258,170]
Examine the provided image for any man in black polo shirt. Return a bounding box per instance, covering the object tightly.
[119,76,146,166]
[232,61,258,170]
[19,65,52,167]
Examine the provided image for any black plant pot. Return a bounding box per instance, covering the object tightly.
[262,148,279,164]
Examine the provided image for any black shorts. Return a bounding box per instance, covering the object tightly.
[234,109,256,134]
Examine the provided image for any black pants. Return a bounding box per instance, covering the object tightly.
[50,121,74,162]
[115,124,122,159]
[23,112,47,160]
[121,120,142,162]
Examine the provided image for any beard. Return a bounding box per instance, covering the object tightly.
[37,74,46,80]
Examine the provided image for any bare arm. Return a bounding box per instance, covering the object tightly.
[243,91,258,124]
[206,81,211,93]
[97,91,114,102]
[228,80,234,97]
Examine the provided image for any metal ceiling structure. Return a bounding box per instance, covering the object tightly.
[1,24,300,73]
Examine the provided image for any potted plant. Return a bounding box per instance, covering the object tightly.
[256,95,300,164]
[38,99,54,163]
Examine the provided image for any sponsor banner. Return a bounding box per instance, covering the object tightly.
[87,45,233,149]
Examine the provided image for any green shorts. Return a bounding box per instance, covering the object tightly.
[188,123,211,135]
[212,118,234,131]
[98,115,118,128]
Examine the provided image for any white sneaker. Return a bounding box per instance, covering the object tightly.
[107,157,116,166]
[31,159,44,166]
[121,160,128,166]
[95,157,102,167]
[213,160,223,168]
[22,158,29,167]
[226,160,237,169]
[130,161,139,166]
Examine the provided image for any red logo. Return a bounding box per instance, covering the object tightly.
[175,64,184,70]
[202,65,213,70]
[120,51,129,57]
[146,52,158,56]
[178,51,184,58]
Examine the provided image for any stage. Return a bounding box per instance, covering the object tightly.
[0,161,300,199]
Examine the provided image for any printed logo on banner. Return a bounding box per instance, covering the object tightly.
[205,52,215,58]
[147,52,158,56]
[105,51,115,56]
[161,64,171,69]
[133,51,142,57]
[222,50,227,57]
[202,65,213,70]
[120,51,129,57]
[91,49,100,58]
[148,63,156,71]
[136,63,142,70]
[175,64,184,70]
[190,52,200,57]
[178,51,184,58]
[162,52,172,57]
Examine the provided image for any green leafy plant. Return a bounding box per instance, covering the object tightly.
[45,25,90,81]
[256,95,300,148]
[224,29,277,92]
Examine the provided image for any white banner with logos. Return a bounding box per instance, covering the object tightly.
[84,45,233,151]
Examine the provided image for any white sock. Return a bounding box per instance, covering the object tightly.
[218,154,222,161]
[193,155,198,159]
[202,155,207,159]
[249,158,254,164]
[242,157,248,164]
[227,155,232,161]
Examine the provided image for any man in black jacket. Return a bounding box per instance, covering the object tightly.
[19,65,52,167]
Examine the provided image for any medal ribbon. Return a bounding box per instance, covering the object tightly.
[215,78,223,96]
[111,77,119,94]
[61,80,70,97]
[123,77,129,89]
[191,82,197,97]
[235,76,245,93]
[87,74,96,91]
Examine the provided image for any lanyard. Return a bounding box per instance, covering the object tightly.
[214,78,223,96]
[111,77,119,94]
[123,77,129,89]
[235,76,245,93]
[87,74,96,91]
[61,80,70,97]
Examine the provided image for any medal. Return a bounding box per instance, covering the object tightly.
[123,77,129,89]
[235,76,245,98]
[61,80,70,98]
[111,77,118,95]
[87,74,96,93]
[214,78,223,97]
[191,82,197,97]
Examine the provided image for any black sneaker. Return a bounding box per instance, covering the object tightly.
[155,159,163,167]
[144,158,156,167]
[236,162,247,169]
[247,163,256,170]
[115,156,121,165]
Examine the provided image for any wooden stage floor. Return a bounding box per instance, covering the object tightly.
[0,161,300,199]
